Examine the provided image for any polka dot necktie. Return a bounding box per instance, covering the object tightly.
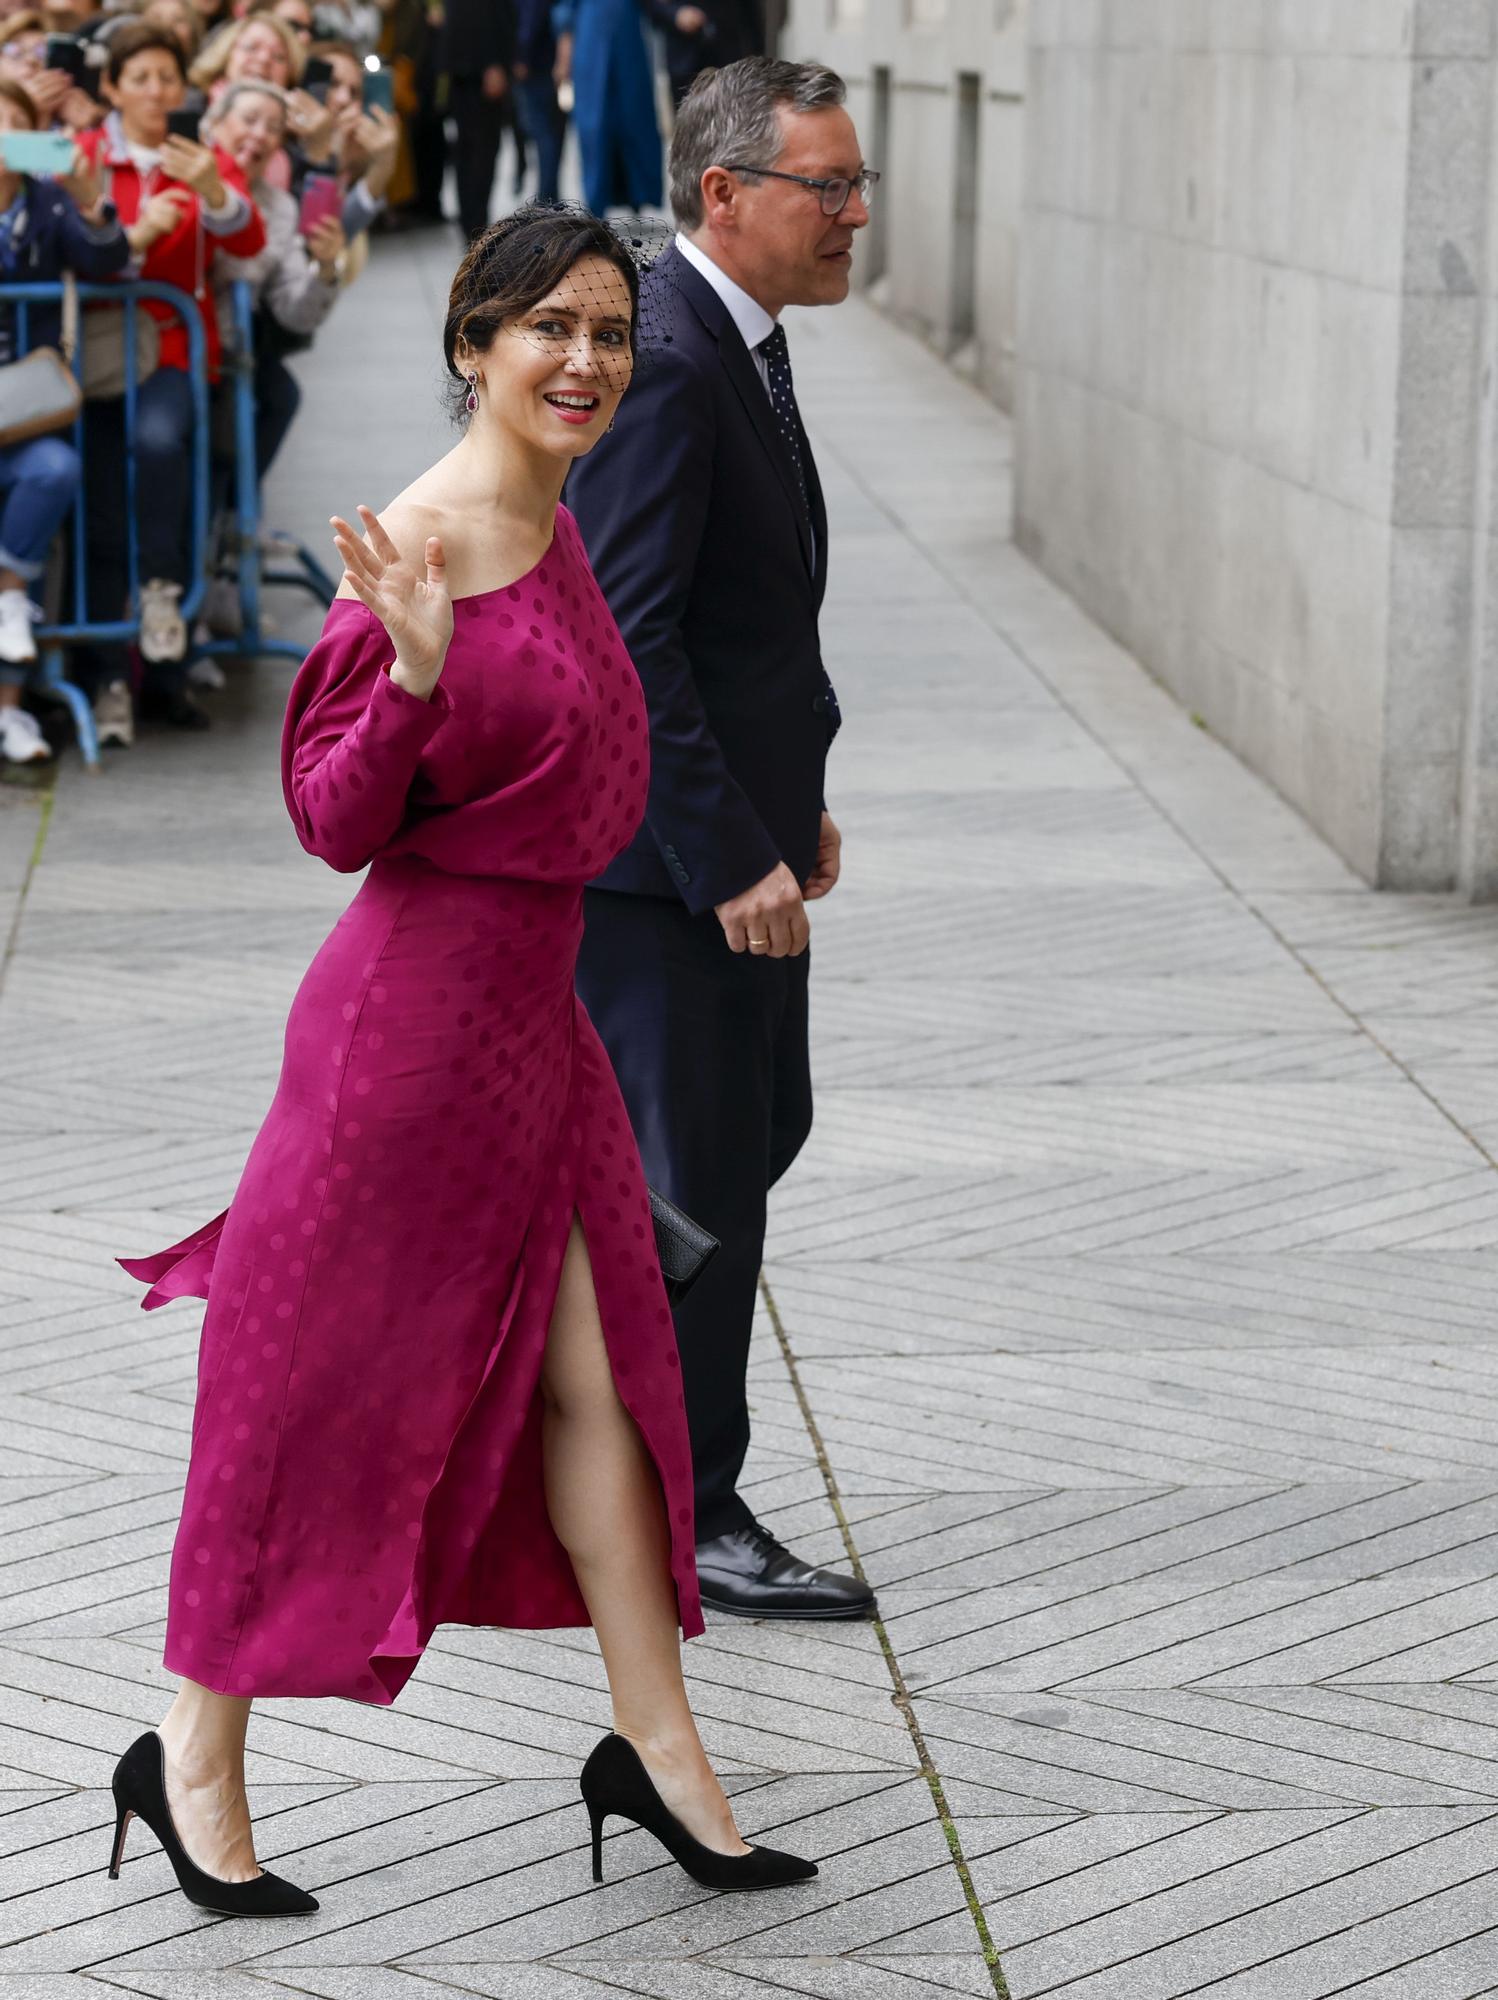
[758,323,810,523]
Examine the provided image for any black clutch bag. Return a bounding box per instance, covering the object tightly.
[649,1187,719,1305]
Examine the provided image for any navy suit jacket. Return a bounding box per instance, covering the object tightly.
[639,0,764,88]
[565,243,839,915]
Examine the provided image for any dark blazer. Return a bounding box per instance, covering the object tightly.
[515,0,555,69]
[565,242,838,916]
[639,0,763,91]
[0,178,129,366]
[440,0,515,77]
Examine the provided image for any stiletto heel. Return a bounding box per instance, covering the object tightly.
[579,1735,817,1892]
[107,1731,319,1916]
[107,1803,132,1879]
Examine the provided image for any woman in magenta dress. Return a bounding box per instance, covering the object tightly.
[108,205,816,1915]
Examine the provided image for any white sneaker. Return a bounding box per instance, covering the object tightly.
[137,578,187,664]
[93,679,134,748]
[187,657,226,690]
[0,705,51,762]
[0,589,38,665]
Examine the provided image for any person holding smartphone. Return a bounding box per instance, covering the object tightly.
[0,16,100,132]
[0,76,128,761]
[203,81,346,494]
[75,22,265,729]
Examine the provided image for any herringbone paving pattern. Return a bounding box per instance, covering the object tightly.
[3,234,1498,1996]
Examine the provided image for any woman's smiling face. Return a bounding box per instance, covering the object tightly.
[466,254,636,461]
[213,84,285,177]
[228,19,291,86]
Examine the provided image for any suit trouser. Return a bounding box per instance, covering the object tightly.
[514,74,565,201]
[449,76,504,240]
[577,887,812,1540]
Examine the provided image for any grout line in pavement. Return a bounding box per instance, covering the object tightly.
[760,1266,1013,2000]
[1,787,54,1000]
[806,406,1498,1182]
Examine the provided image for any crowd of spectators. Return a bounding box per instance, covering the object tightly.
[0,0,764,763]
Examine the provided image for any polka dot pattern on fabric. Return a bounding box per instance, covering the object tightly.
[119,506,703,1706]
[758,324,810,523]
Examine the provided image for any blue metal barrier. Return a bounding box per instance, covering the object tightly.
[3,275,334,767]
[195,279,336,675]
[6,278,207,764]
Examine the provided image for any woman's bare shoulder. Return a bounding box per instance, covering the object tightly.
[332,488,451,601]
[375,487,451,559]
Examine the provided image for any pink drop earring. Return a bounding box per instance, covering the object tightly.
[465,370,479,415]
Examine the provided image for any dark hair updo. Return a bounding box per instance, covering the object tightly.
[442,203,641,424]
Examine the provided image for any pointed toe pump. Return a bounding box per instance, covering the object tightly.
[107,1731,320,1917]
[580,1734,818,1891]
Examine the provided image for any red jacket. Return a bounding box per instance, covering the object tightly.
[80,113,266,381]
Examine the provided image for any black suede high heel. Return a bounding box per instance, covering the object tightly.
[580,1734,817,1891]
[107,1731,319,1916]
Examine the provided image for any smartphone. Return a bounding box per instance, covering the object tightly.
[0,129,75,174]
[361,64,393,115]
[298,169,341,238]
[301,54,334,102]
[43,33,87,81]
[165,106,201,141]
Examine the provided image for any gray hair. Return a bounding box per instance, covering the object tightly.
[669,56,846,232]
[201,76,290,137]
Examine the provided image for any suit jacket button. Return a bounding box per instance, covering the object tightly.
[811,693,827,714]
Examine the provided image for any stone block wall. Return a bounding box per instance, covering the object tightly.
[1015,0,1498,891]
[783,0,1029,410]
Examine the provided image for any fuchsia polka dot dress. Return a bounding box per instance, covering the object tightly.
[120,506,704,1704]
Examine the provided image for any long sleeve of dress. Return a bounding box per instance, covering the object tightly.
[282,603,455,872]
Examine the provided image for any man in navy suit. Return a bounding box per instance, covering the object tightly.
[568,58,879,1619]
[639,0,765,108]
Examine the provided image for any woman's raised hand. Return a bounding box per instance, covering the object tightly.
[332,506,453,699]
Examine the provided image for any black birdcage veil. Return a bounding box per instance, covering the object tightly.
[448,203,678,424]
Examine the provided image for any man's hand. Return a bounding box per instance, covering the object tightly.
[481,62,507,99]
[803,811,841,901]
[676,4,707,28]
[716,861,809,959]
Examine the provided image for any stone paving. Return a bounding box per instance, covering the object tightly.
[4,230,1498,1998]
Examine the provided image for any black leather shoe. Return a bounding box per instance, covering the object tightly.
[695,1521,876,1621]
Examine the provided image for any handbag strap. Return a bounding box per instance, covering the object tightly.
[59,269,78,367]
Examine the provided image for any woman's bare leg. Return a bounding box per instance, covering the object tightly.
[155,1681,262,1880]
[541,1217,749,1856]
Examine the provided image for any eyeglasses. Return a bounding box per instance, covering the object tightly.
[722,163,881,217]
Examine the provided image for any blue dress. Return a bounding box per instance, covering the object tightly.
[557,0,662,213]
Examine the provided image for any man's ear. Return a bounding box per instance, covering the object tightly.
[698,164,738,231]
